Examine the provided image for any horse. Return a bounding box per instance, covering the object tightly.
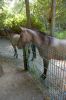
[17,27,66,79]
[4,28,20,58]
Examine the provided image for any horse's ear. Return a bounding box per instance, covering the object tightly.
[20,27,27,31]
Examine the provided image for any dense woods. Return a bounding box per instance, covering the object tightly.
[0,0,66,38]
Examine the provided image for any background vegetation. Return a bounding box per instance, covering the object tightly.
[0,0,66,38]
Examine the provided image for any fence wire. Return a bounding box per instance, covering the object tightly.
[28,46,66,100]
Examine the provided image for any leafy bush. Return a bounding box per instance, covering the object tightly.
[3,14,27,33]
[31,15,46,31]
[3,13,46,33]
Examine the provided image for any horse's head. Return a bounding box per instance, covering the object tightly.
[17,27,33,48]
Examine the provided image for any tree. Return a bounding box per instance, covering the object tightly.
[25,0,31,28]
[42,0,56,79]
[50,0,56,36]
[25,0,36,61]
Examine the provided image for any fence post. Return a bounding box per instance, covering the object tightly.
[23,47,29,70]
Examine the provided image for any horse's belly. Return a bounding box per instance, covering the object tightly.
[38,45,66,60]
[54,46,66,60]
[37,46,50,59]
[48,45,66,60]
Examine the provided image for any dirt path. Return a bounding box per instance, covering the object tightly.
[0,39,44,100]
[0,58,44,100]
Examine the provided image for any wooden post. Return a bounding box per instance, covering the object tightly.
[23,47,28,70]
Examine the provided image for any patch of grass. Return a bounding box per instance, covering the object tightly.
[55,31,66,39]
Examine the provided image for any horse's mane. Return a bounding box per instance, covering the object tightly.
[30,28,47,36]
[37,30,47,36]
[35,29,52,37]
[32,29,53,44]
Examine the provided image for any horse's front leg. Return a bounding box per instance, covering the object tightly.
[13,46,18,58]
[31,44,36,61]
[41,58,49,79]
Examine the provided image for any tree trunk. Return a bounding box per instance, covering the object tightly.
[25,0,36,60]
[24,0,36,71]
[23,47,28,70]
[25,0,31,28]
[42,0,56,79]
[50,0,56,36]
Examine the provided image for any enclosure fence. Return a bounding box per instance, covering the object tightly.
[28,45,66,100]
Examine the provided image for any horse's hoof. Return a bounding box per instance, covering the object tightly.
[41,74,46,80]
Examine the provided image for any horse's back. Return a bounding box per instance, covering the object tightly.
[49,38,66,60]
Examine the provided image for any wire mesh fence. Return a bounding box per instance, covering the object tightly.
[28,46,66,100]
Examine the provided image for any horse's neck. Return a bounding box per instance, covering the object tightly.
[27,29,51,47]
[33,36,41,46]
[33,34,42,46]
[33,33,49,47]
[27,29,41,46]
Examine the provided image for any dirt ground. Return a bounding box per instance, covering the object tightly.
[0,38,44,100]
[0,57,44,100]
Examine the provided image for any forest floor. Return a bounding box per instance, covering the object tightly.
[0,38,44,100]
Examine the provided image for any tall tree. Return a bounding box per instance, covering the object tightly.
[25,0,31,28]
[23,0,31,70]
[50,0,56,36]
[42,0,56,79]
[25,0,36,60]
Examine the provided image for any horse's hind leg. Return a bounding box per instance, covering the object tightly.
[14,46,18,58]
[41,58,49,79]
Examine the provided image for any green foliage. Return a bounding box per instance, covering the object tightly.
[55,31,66,39]
[11,0,25,14]
[0,10,7,29]
[31,15,46,31]
[56,0,66,28]
[4,14,25,27]
[4,14,27,33]
[0,0,66,38]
